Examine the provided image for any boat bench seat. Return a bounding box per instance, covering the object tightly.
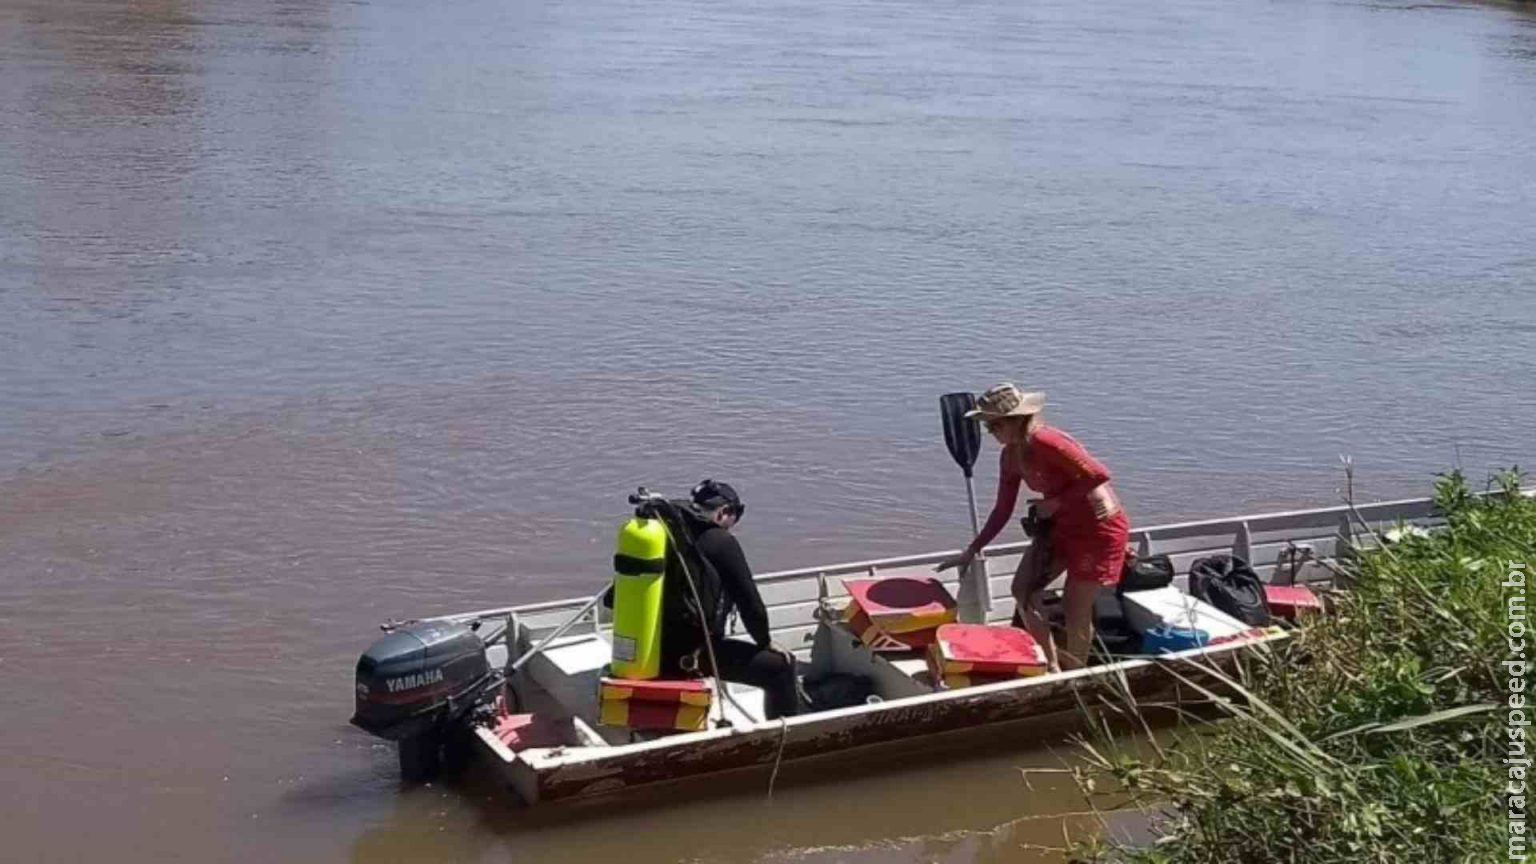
[808,619,936,699]
[522,632,769,740]
[717,681,768,726]
[522,633,614,737]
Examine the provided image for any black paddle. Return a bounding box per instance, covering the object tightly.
[940,392,982,480]
[939,392,991,620]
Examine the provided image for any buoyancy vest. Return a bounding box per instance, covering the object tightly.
[656,500,735,660]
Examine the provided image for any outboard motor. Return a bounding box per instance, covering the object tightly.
[351,620,496,782]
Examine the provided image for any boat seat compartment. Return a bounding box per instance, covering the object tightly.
[522,633,613,736]
[808,619,935,699]
[718,681,768,726]
[536,633,613,676]
[1121,587,1249,638]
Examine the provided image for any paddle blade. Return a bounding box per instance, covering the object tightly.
[939,392,982,475]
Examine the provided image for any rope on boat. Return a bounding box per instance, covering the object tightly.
[767,717,789,800]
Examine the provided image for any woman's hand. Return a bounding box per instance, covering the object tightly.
[935,550,975,573]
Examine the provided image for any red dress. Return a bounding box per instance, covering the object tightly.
[974,425,1129,586]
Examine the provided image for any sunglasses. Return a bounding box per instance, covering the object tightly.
[983,417,1023,435]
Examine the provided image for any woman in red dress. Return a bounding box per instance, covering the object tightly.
[937,383,1130,670]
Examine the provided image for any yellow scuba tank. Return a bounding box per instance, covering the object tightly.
[609,516,668,680]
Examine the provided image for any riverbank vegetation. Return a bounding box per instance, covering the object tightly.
[1070,470,1531,864]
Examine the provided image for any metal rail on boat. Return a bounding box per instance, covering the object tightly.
[431,493,1456,655]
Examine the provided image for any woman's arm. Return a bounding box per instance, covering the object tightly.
[965,450,1023,556]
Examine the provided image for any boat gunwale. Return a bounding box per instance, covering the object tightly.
[506,628,1288,770]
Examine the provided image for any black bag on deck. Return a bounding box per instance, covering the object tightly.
[1117,553,1175,594]
[1090,592,1140,656]
[802,673,875,710]
[1189,555,1272,627]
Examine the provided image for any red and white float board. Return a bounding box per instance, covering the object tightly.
[841,576,957,651]
[927,623,1049,688]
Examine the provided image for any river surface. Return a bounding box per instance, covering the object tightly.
[2,0,1534,860]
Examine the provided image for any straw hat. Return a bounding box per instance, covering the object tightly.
[964,383,1046,420]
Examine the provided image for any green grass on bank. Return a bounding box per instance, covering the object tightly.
[1071,470,1533,864]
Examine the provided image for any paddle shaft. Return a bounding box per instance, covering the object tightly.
[963,473,982,538]
[957,473,993,622]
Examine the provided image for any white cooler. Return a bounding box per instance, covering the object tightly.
[1121,587,1251,639]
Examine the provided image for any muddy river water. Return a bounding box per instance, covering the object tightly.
[2,0,1534,860]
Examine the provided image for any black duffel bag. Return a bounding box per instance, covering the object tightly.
[1189,554,1272,627]
[801,673,875,711]
[1118,553,1175,594]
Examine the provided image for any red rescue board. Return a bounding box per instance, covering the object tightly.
[842,577,958,651]
[928,623,1049,684]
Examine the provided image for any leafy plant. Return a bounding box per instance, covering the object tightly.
[1067,470,1532,864]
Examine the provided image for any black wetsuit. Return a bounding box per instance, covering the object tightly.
[659,504,799,720]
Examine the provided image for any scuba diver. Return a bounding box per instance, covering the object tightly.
[615,480,801,719]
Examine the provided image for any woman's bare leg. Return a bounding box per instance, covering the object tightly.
[1059,578,1101,671]
[1008,543,1042,605]
[1012,546,1064,671]
[1020,591,1059,672]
